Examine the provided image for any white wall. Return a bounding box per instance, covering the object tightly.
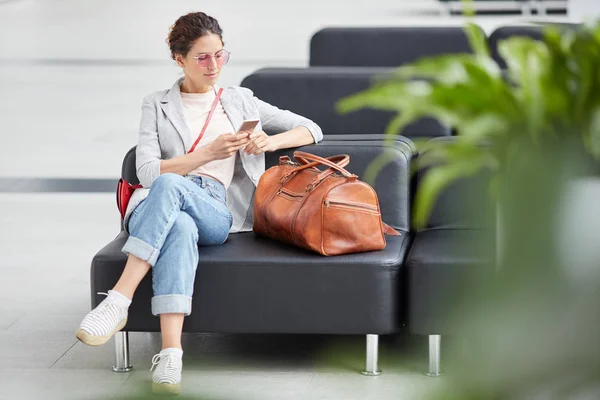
[570,0,600,22]
[0,0,573,178]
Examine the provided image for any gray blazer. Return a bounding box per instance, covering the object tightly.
[124,77,323,231]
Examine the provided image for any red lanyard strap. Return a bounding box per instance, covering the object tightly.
[188,87,224,154]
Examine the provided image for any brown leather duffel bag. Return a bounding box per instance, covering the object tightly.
[253,151,400,256]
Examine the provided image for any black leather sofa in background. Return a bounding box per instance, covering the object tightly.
[241,67,451,138]
[309,26,479,67]
[405,137,496,375]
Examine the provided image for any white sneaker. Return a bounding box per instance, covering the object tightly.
[76,290,129,346]
[151,348,183,396]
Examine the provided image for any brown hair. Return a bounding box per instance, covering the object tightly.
[166,12,224,60]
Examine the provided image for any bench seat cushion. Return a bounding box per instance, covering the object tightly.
[91,231,411,334]
[406,229,495,335]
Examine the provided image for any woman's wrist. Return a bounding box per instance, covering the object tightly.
[191,145,214,165]
[269,134,283,152]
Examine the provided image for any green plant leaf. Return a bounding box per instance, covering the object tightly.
[498,37,551,140]
[335,81,422,114]
[458,114,510,143]
[363,149,402,186]
[334,19,600,230]
[413,139,498,228]
[413,161,480,229]
[393,54,501,85]
[384,112,419,142]
[461,0,476,18]
[393,55,471,83]
[587,106,600,158]
[464,22,489,57]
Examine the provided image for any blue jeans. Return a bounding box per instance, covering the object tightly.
[122,173,232,316]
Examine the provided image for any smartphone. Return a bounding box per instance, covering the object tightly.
[237,119,259,136]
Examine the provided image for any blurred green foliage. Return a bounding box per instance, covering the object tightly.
[336,2,600,398]
[337,18,600,228]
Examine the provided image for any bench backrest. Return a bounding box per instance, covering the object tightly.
[310,26,479,67]
[415,137,495,230]
[241,67,450,138]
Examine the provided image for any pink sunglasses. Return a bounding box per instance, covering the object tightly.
[193,50,231,68]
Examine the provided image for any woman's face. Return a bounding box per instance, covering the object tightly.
[175,33,227,89]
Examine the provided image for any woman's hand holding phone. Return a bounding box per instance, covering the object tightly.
[245,130,275,155]
[206,132,250,161]
[204,119,271,160]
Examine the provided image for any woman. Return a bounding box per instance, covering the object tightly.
[75,11,322,396]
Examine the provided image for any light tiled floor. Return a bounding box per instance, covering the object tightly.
[0,193,439,399]
[0,369,130,400]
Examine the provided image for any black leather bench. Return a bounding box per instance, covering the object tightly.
[90,135,416,375]
[405,137,496,375]
[241,67,451,138]
[310,26,479,67]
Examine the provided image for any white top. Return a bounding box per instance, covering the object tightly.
[180,89,237,189]
[125,79,323,234]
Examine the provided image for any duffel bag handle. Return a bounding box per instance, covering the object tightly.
[294,152,353,188]
[294,153,349,168]
[293,151,354,177]
[279,153,351,185]
[294,152,357,191]
[279,154,347,172]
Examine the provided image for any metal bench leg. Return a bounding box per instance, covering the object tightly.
[112,331,133,372]
[361,334,382,376]
[427,334,442,377]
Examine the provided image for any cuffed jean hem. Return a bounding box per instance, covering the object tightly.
[151,294,192,316]
[121,235,160,267]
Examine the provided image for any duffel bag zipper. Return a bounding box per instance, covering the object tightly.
[278,190,304,201]
[324,200,379,213]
